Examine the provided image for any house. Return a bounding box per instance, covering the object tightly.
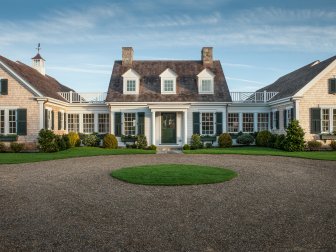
[0,46,335,149]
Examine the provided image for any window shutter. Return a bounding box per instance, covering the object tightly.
[115,112,122,137]
[283,110,287,128]
[58,112,62,130]
[137,112,145,135]
[310,108,321,133]
[192,112,200,134]
[51,111,54,130]
[216,112,223,136]
[291,108,294,120]
[17,109,27,135]
[275,111,279,129]
[270,112,273,129]
[64,113,67,131]
[44,109,48,129]
[1,79,8,95]
[329,79,336,94]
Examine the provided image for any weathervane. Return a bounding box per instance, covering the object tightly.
[36,43,41,53]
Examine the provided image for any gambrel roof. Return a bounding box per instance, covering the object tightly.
[106,60,231,102]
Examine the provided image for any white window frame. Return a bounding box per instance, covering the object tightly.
[200,112,215,135]
[68,113,80,133]
[257,113,269,131]
[197,69,215,94]
[59,110,65,131]
[123,112,137,136]
[272,109,277,130]
[242,113,254,133]
[83,113,95,134]
[98,113,110,134]
[160,68,177,94]
[45,107,52,130]
[228,113,239,133]
[122,69,140,95]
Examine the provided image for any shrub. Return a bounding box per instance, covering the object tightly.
[274,134,286,150]
[256,130,273,147]
[218,133,232,148]
[183,144,190,150]
[268,134,277,148]
[190,134,202,150]
[283,120,305,152]
[330,140,336,150]
[237,134,254,145]
[62,134,71,149]
[68,132,80,148]
[103,134,118,149]
[10,142,24,153]
[307,140,322,151]
[148,144,157,151]
[55,135,67,151]
[0,142,6,152]
[83,134,99,147]
[38,129,59,153]
[136,135,148,149]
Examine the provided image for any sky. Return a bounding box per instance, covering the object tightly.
[0,0,335,92]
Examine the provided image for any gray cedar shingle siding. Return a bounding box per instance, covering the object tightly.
[258,56,336,101]
[106,60,232,102]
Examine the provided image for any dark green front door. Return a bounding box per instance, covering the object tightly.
[161,113,176,144]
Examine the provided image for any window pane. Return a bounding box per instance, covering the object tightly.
[0,110,4,134]
[257,113,269,131]
[127,80,136,92]
[243,113,254,132]
[124,113,136,135]
[201,112,214,135]
[68,114,79,132]
[164,80,174,92]
[83,114,94,133]
[98,114,110,133]
[228,113,239,132]
[322,109,329,133]
[9,110,17,134]
[333,109,336,132]
[201,80,212,92]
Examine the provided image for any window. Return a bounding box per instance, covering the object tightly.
[201,80,212,92]
[287,109,292,127]
[126,80,136,92]
[9,110,17,134]
[258,113,269,131]
[333,109,336,132]
[228,113,239,133]
[0,110,4,134]
[124,113,136,135]
[60,112,64,130]
[243,113,254,132]
[197,68,215,94]
[329,78,336,94]
[164,80,174,92]
[98,114,110,133]
[321,109,330,133]
[46,109,52,130]
[201,113,214,135]
[68,114,79,132]
[83,114,94,133]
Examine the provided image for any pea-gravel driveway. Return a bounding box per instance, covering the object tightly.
[0,154,335,251]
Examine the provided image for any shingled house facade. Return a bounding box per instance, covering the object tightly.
[0,47,335,149]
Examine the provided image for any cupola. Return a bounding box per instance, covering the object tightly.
[31,43,46,75]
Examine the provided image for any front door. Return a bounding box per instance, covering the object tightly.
[161,113,176,144]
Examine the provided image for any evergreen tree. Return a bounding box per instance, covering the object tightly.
[283,120,305,152]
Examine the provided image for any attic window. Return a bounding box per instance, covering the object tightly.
[197,69,215,94]
[201,79,213,92]
[122,69,140,94]
[127,80,136,92]
[160,68,177,94]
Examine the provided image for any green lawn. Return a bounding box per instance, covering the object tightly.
[183,146,336,161]
[0,147,156,164]
[111,164,237,186]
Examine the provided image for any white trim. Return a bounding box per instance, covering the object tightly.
[197,69,215,94]
[122,69,140,95]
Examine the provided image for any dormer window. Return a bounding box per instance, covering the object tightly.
[122,69,140,94]
[160,68,177,94]
[197,69,215,94]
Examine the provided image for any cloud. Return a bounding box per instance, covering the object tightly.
[48,66,111,75]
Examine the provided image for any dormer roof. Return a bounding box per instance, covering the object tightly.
[122,68,141,78]
[197,68,215,78]
[159,68,178,78]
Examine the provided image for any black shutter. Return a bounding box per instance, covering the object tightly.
[64,113,67,130]
[310,108,321,133]
[44,109,48,129]
[283,110,287,129]
[193,112,200,134]
[275,111,279,129]
[291,108,294,120]
[216,112,223,136]
[137,112,145,135]
[115,112,122,137]
[51,111,54,130]
[58,112,62,130]
[270,112,273,129]
[17,109,27,135]
[1,79,8,95]
[329,79,336,94]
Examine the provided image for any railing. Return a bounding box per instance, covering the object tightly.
[58,91,107,103]
[230,91,278,103]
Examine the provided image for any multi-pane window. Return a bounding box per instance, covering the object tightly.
[126,80,136,92]
[287,109,292,127]
[228,113,239,132]
[201,113,214,135]
[201,80,212,92]
[60,112,64,130]
[98,114,110,133]
[258,113,269,131]
[68,114,79,132]
[124,113,136,135]
[243,113,254,132]
[333,109,336,132]
[0,110,4,134]
[46,109,52,130]
[9,110,16,134]
[164,80,174,92]
[321,109,330,133]
[83,114,94,133]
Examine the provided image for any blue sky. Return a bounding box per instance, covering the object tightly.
[0,0,335,92]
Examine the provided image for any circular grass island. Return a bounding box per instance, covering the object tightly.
[111,164,237,186]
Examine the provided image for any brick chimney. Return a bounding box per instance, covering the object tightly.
[122,47,133,67]
[202,47,213,68]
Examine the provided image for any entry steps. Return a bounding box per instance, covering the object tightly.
[156,146,183,154]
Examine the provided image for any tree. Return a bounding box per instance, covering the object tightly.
[283,120,305,152]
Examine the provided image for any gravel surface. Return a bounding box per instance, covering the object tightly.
[0,154,335,251]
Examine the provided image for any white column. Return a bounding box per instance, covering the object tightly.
[94,113,98,133]
[239,112,243,132]
[294,100,300,120]
[183,110,188,145]
[38,100,44,130]
[254,112,258,132]
[223,106,227,133]
[79,114,83,133]
[151,111,156,145]
[110,110,114,134]
[329,108,333,134]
